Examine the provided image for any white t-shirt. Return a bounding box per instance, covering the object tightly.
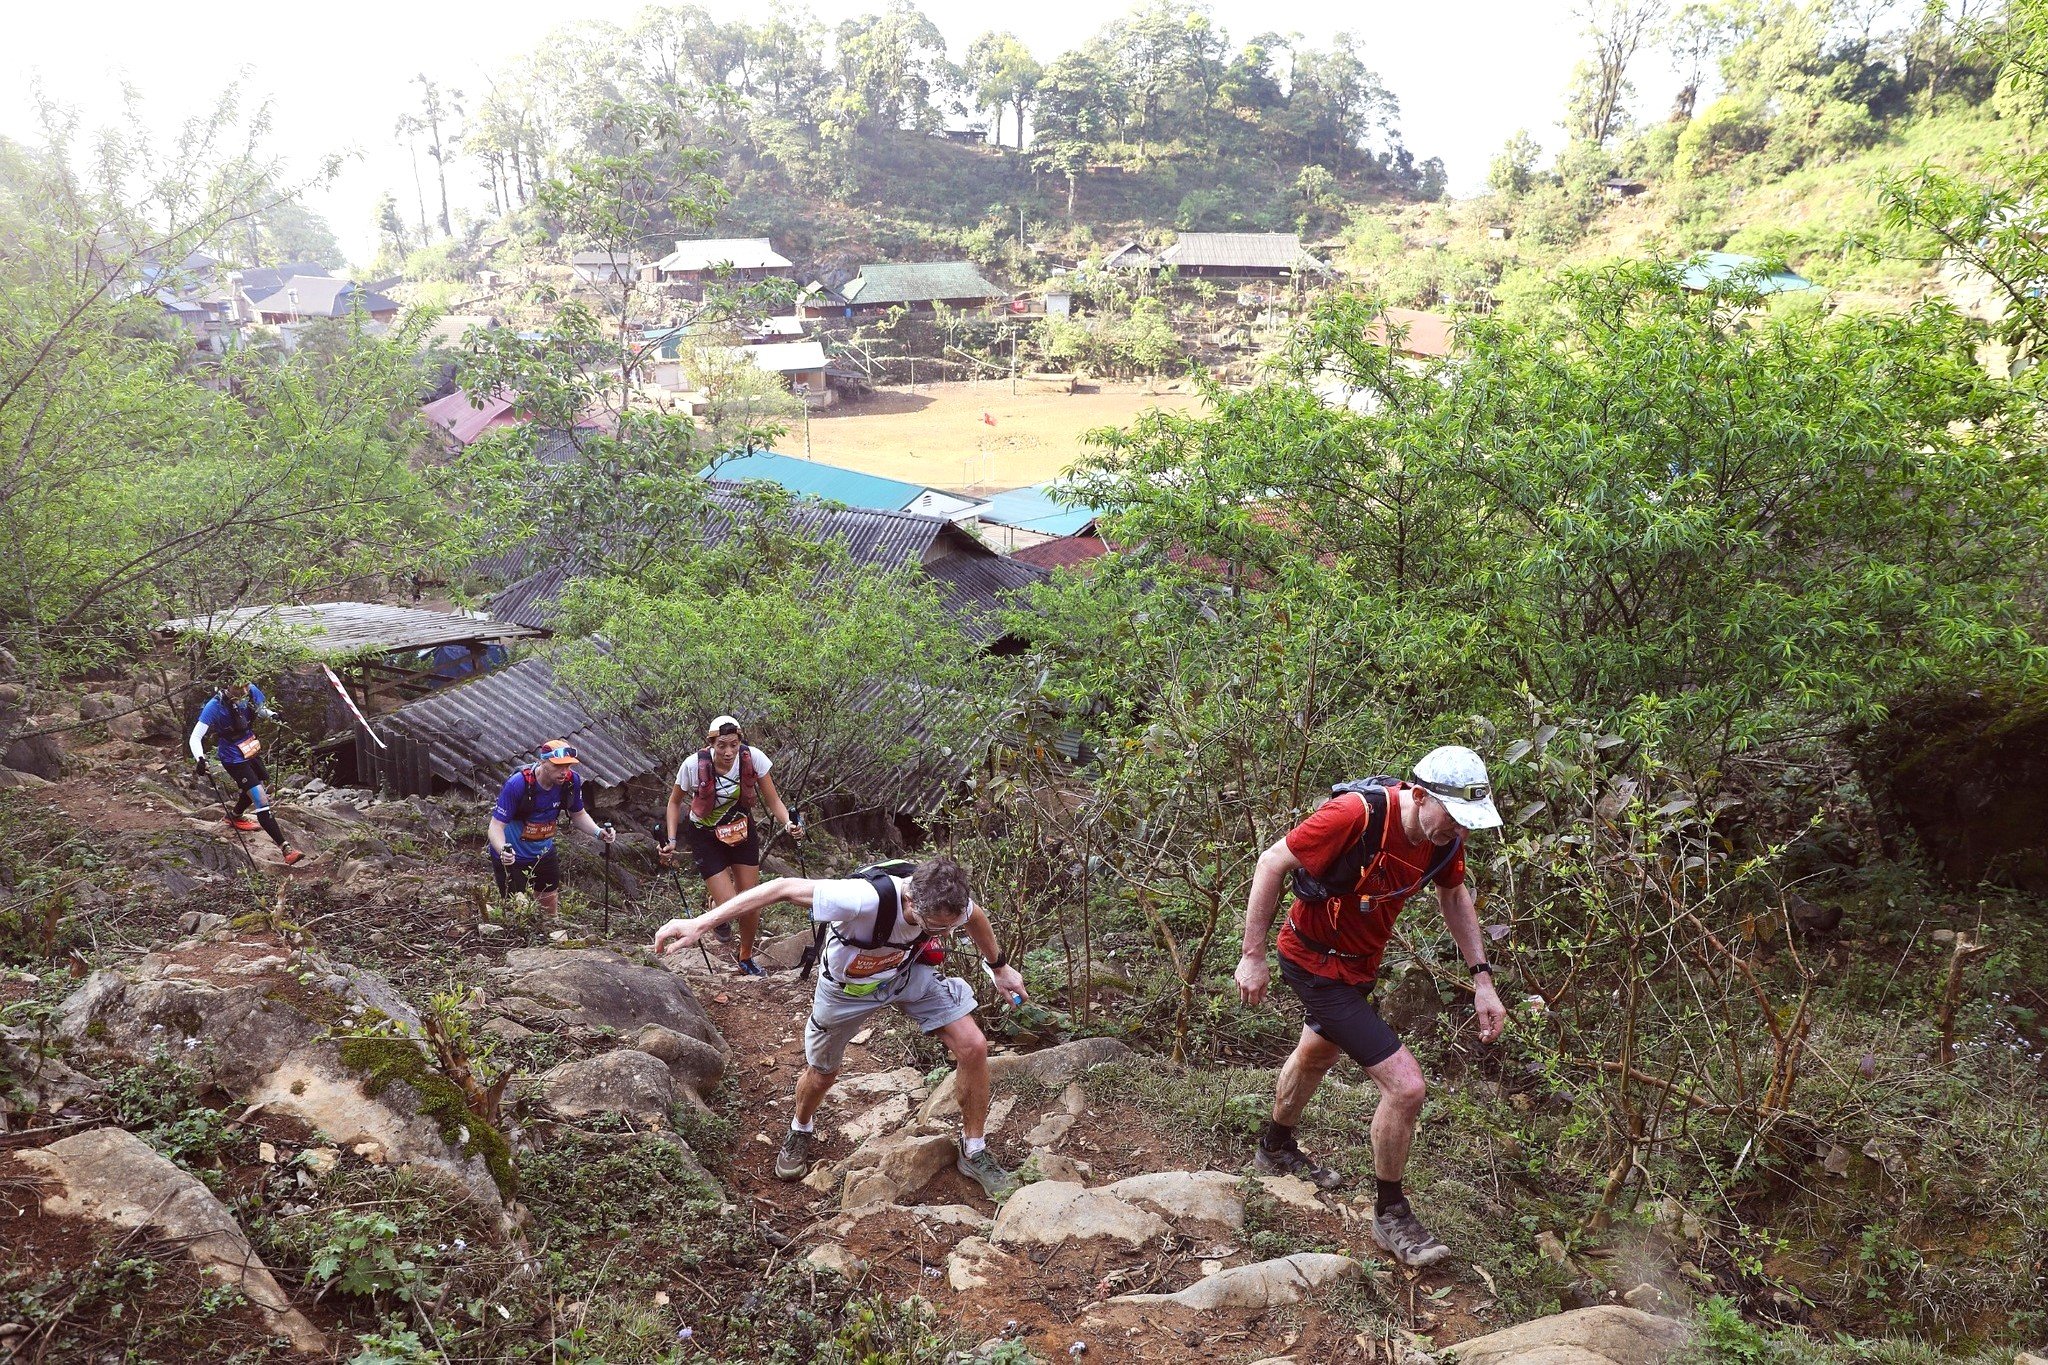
[811,876,973,983]
[674,746,772,825]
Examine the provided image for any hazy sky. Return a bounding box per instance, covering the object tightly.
[3,0,1684,267]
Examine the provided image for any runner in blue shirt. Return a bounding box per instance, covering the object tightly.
[188,681,303,865]
[486,740,616,916]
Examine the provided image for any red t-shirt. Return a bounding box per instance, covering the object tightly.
[1275,784,1466,986]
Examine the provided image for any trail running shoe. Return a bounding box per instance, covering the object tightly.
[280,848,305,866]
[227,816,260,832]
[1371,1200,1452,1268]
[1252,1142,1343,1190]
[714,922,734,943]
[774,1128,814,1181]
[956,1144,1019,1201]
[736,957,766,977]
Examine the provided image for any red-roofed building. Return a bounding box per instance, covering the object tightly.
[1009,536,1109,571]
[421,389,521,447]
[1363,307,1455,362]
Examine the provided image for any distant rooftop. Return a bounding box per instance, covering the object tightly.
[1158,232,1330,273]
[249,275,399,318]
[840,262,1006,307]
[159,602,542,658]
[702,449,927,512]
[974,481,1102,538]
[1677,252,1815,295]
[745,340,830,375]
[656,237,792,273]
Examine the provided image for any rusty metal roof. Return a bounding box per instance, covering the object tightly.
[159,602,544,658]
[379,650,657,791]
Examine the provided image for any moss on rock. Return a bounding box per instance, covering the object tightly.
[337,1035,517,1199]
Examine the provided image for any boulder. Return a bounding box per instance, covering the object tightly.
[3,731,64,780]
[18,1128,326,1353]
[1448,1307,1689,1365]
[1103,1170,1244,1228]
[920,1036,1132,1123]
[947,1235,1011,1291]
[754,930,814,971]
[1111,1253,1361,1311]
[78,692,121,721]
[990,1180,1170,1248]
[630,1023,724,1100]
[531,1049,677,1126]
[55,937,513,1222]
[491,948,725,1063]
[836,1124,960,1210]
[804,1243,867,1277]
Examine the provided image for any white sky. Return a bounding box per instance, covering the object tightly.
[2,0,1684,268]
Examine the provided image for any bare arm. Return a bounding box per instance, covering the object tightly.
[664,783,685,849]
[1235,837,1301,1006]
[757,771,799,834]
[960,904,1027,1002]
[654,876,817,954]
[1438,882,1505,1043]
[488,817,516,864]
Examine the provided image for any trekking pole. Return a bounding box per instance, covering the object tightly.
[790,806,809,878]
[601,822,615,937]
[649,820,714,970]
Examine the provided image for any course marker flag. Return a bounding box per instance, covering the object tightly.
[322,664,386,749]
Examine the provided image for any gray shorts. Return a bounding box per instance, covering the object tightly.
[803,965,977,1074]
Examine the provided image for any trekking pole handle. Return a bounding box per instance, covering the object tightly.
[983,960,1024,1006]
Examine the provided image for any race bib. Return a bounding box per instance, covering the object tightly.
[236,735,262,758]
[520,820,559,842]
[714,813,750,846]
[844,948,909,979]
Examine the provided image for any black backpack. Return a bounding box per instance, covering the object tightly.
[1291,777,1462,907]
[797,859,923,980]
[509,766,579,822]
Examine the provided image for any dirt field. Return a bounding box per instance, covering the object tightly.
[796,378,1204,494]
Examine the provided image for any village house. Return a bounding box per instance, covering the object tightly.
[743,340,833,405]
[801,261,1007,318]
[569,249,638,286]
[1154,232,1331,281]
[249,275,401,326]
[652,237,796,298]
[1677,251,1816,296]
[1363,306,1456,364]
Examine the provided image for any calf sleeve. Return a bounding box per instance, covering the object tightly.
[256,809,286,847]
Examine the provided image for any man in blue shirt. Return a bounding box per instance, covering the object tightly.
[189,681,303,865]
[487,740,616,916]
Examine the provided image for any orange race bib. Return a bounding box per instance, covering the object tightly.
[520,820,559,842]
[236,735,262,758]
[844,948,909,979]
[714,813,750,846]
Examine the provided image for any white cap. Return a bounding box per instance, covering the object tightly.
[1412,745,1502,830]
[705,714,742,739]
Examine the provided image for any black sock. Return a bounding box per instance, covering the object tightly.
[234,791,253,816]
[1258,1120,1295,1153]
[256,810,286,847]
[1375,1178,1405,1215]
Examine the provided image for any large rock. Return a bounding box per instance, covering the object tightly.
[920,1036,1132,1123]
[990,1179,1170,1248]
[17,1128,326,1353]
[491,948,725,1062]
[836,1124,961,1210]
[531,1049,677,1126]
[1102,1170,1244,1227]
[3,730,64,779]
[629,1024,724,1101]
[1112,1252,1361,1311]
[1448,1307,1689,1365]
[55,936,513,1222]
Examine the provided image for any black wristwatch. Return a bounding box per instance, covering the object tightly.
[1468,961,1495,978]
[988,949,1010,971]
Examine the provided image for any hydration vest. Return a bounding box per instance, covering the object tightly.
[797,859,923,981]
[689,745,757,822]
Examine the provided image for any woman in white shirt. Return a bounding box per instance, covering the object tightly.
[659,714,801,976]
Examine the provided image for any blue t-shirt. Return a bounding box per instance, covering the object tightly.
[198,686,269,765]
[491,768,583,860]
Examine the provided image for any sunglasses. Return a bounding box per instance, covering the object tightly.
[1417,777,1490,802]
[538,744,579,762]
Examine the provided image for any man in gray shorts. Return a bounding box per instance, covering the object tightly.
[653,855,1029,1198]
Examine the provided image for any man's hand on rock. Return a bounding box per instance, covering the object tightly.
[654,916,707,955]
[1235,953,1270,1007]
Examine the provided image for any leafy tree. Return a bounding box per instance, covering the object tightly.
[411,75,461,238]
[963,32,1043,149]
[1284,34,1400,173]
[836,1,950,136]
[1567,0,1668,144]
[1488,129,1544,197]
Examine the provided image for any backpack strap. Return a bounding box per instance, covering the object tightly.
[1291,786,1390,907]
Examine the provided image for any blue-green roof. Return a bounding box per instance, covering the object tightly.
[1677,252,1815,295]
[701,449,927,511]
[976,482,1101,537]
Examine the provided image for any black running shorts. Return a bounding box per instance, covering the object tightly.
[683,814,761,880]
[492,848,561,896]
[1280,955,1404,1069]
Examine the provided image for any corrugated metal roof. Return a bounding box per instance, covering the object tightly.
[159,602,544,657]
[923,553,1048,643]
[1677,252,1815,294]
[841,678,1022,814]
[1364,307,1456,359]
[248,275,400,317]
[1158,233,1330,273]
[379,650,657,791]
[421,388,517,445]
[745,341,830,374]
[975,482,1102,537]
[655,238,792,273]
[841,262,1006,306]
[1009,535,1110,570]
[702,450,926,512]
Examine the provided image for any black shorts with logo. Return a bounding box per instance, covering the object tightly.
[222,754,271,796]
[684,813,761,879]
[492,848,561,896]
[1280,955,1403,1070]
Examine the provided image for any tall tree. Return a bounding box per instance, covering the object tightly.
[963,31,1044,148]
[412,74,461,237]
[1568,0,1668,143]
[394,113,430,243]
[835,1,950,135]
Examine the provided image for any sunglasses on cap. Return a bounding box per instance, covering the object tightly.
[1417,777,1491,802]
[537,743,579,763]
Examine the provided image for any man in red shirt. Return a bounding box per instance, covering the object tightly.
[1235,745,1508,1269]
